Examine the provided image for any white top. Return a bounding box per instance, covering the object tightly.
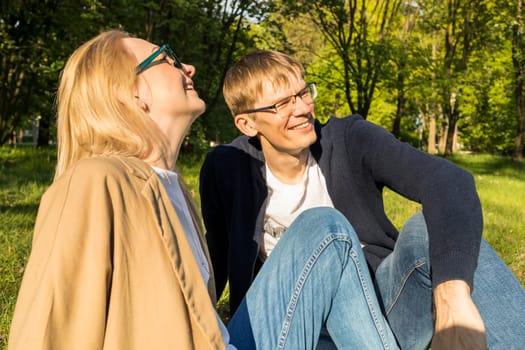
[261,152,334,259]
[152,167,236,350]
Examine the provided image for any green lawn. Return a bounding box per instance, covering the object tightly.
[1,147,524,348]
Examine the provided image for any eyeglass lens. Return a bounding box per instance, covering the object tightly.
[275,84,316,113]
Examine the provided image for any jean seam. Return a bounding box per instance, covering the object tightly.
[277,233,394,350]
[277,234,349,349]
[384,259,427,315]
[348,249,394,350]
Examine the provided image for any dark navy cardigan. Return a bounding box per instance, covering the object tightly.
[200,115,483,315]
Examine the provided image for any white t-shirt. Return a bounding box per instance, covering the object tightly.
[152,167,236,350]
[261,152,334,259]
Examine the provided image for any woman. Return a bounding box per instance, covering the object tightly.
[9,30,398,349]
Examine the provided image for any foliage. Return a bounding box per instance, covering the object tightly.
[459,45,517,154]
[2,0,525,157]
[0,0,78,146]
[0,0,270,155]
[276,0,405,119]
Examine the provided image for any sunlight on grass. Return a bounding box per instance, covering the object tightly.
[452,154,525,283]
[473,176,525,281]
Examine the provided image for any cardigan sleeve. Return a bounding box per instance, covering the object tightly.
[346,118,483,290]
[9,160,117,350]
[200,150,230,299]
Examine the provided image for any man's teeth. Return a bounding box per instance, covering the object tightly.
[291,122,309,130]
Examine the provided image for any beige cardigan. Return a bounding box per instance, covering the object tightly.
[9,156,225,350]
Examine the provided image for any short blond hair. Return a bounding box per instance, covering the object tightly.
[223,50,304,116]
[55,30,168,180]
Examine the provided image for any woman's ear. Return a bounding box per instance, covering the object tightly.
[234,114,258,137]
[131,76,152,112]
[133,80,151,112]
[114,83,149,112]
[134,95,149,111]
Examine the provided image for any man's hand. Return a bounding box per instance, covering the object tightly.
[431,280,487,350]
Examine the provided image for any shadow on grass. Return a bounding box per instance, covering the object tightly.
[449,155,525,181]
[0,203,40,217]
[0,146,56,189]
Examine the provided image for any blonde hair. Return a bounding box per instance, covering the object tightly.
[223,50,305,116]
[55,30,168,180]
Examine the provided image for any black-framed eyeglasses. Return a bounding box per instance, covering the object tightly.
[136,44,184,74]
[241,82,317,115]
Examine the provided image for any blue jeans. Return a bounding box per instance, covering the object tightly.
[227,207,399,349]
[375,212,525,350]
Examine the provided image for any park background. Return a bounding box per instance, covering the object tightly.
[1,0,525,348]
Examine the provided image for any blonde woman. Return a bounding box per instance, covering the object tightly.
[9,29,226,349]
[9,30,398,350]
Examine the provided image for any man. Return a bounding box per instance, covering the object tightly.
[200,50,525,349]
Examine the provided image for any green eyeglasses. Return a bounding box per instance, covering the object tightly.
[241,82,317,115]
[136,44,184,74]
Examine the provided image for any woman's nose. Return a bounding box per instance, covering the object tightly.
[181,63,195,77]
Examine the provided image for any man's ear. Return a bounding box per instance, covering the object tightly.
[234,114,258,137]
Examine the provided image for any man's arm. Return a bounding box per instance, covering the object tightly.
[431,280,486,349]
[346,118,483,288]
[342,118,486,348]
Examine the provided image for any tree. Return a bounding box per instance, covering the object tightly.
[281,0,404,119]
[512,0,525,160]
[1,0,522,156]
[389,1,421,138]
[0,1,58,145]
[459,49,516,154]
[415,0,491,156]
[0,0,269,151]
[0,0,113,147]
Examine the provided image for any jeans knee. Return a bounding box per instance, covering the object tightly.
[296,207,346,228]
[400,212,429,244]
[396,212,430,267]
[294,207,359,245]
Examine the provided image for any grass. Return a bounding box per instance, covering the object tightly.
[0,147,56,348]
[0,147,523,348]
[449,154,525,282]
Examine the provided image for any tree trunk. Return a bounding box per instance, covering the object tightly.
[514,111,525,161]
[512,0,525,161]
[428,111,437,154]
[513,54,524,160]
[445,111,459,156]
[37,114,50,147]
[442,90,459,156]
[392,63,405,137]
[438,121,447,154]
[453,123,460,153]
